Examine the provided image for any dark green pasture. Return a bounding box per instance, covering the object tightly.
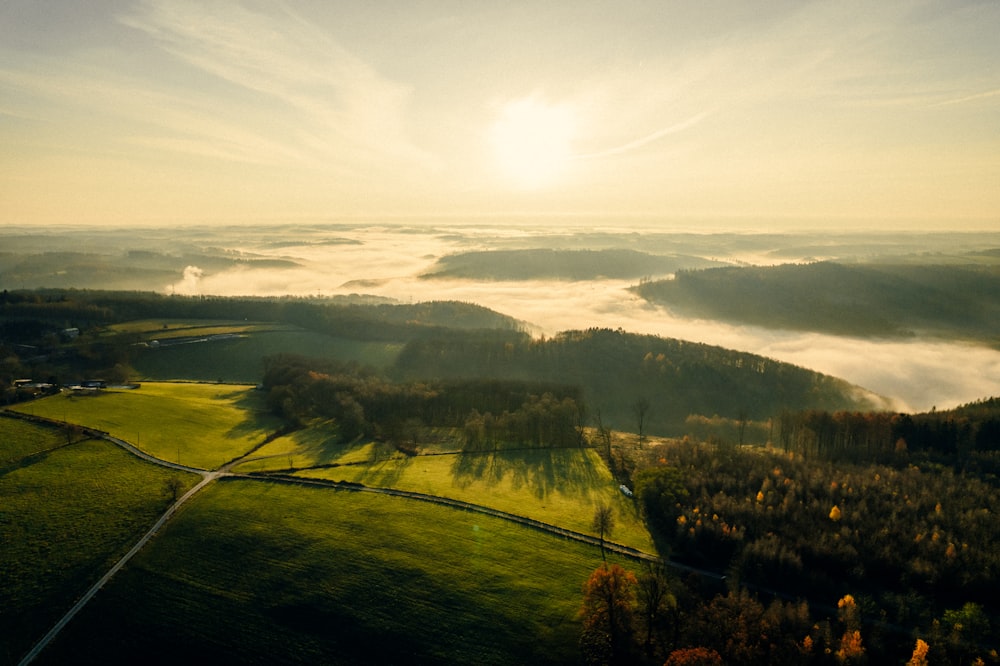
[37,479,622,665]
[0,423,199,665]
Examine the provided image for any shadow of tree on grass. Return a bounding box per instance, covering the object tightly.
[451,448,603,501]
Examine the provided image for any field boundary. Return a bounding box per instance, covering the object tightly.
[233,471,710,572]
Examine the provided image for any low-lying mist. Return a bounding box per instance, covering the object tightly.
[5,222,999,413]
[152,223,1000,413]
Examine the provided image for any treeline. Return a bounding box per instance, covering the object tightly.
[632,261,1000,341]
[392,327,879,436]
[261,354,586,449]
[775,401,1000,464]
[632,440,1000,663]
[0,289,522,340]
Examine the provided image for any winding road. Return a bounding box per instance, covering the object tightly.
[12,411,689,665]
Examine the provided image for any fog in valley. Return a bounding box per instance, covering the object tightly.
[3,222,999,413]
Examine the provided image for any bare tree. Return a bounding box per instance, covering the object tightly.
[592,503,615,562]
[632,397,651,448]
[637,563,675,658]
[595,409,613,463]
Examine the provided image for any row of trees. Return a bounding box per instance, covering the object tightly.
[775,406,1000,462]
[261,354,587,449]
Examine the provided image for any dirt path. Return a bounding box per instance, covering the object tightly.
[11,411,684,664]
[18,469,218,665]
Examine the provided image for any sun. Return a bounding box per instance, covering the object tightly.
[489,97,577,189]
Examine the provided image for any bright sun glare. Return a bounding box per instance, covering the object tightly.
[490,97,576,189]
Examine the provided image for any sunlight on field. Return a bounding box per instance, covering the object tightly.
[231,420,378,471]
[104,319,286,337]
[14,383,282,469]
[297,448,655,553]
[40,480,621,663]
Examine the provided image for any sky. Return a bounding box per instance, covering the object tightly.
[1,0,999,227]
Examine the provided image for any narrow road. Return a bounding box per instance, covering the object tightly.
[18,469,217,665]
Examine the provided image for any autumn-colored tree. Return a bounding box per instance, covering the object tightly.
[835,595,865,663]
[592,503,615,562]
[684,590,769,666]
[906,638,930,666]
[664,646,723,666]
[579,563,637,665]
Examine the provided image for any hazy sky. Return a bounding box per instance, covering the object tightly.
[2,1,998,227]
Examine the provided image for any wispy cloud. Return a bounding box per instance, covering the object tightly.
[928,88,1000,108]
[118,0,437,170]
[574,111,712,159]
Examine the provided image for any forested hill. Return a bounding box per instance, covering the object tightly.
[391,327,883,436]
[633,262,1000,343]
[422,248,721,281]
[0,290,523,342]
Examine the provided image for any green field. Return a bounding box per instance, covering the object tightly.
[0,428,200,665]
[296,449,654,553]
[12,383,284,470]
[37,480,628,665]
[0,415,66,465]
[105,318,282,337]
[231,419,654,553]
[231,419,377,470]
[118,319,403,382]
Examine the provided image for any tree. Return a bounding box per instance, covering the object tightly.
[594,408,613,464]
[632,397,650,448]
[592,503,615,562]
[906,639,930,666]
[835,594,865,664]
[164,477,184,502]
[579,563,637,665]
[664,647,723,666]
[636,563,675,658]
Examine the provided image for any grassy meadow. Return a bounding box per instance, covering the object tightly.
[296,448,655,553]
[0,428,200,665]
[119,319,403,382]
[232,421,654,552]
[37,479,627,665]
[0,415,67,465]
[231,419,377,470]
[12,383,283,470]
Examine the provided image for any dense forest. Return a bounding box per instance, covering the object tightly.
[633,262,1000,343]
[391,327,880,435]
[629,435,1000,665]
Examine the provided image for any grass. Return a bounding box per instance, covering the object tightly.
[231,419,383,471]
[124,322,403,382]
[104,318,284,338]
[233,420,654,553]
[0,415,67,465]
[296,448,655,553]
[12,383,284,470]
[0,434,200,666]
[38,479,631,665]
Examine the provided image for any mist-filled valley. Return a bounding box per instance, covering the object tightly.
[3,222,999,413]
